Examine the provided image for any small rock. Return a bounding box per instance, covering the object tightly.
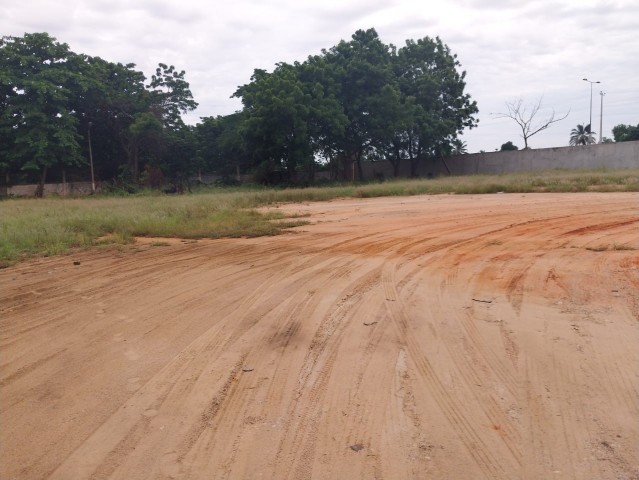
[363,321,378,326]
[350,444,364,452]
[242,367,254,372]
[73,261,81,266]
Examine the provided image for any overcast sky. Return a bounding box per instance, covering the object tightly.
[3,0,638,152]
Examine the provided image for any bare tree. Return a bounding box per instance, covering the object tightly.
[492,97,569,149]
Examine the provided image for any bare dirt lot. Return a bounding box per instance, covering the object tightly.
[2,192,638,480]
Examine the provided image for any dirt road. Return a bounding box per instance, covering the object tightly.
[2,192,638,479]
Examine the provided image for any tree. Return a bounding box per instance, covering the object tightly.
[569,124,596,146]
[500,141,519,151]
[235,64,323,182]
[451,139,467,155]
[322,29,402,180]
[612,123,639,142]
[0,33,85,195]
[74,56,151,182]
[147,63,198,130]
[492,97,569,149]
[388,36,478,176]
[153,126,199,192]
[197,113,250,178]
[229,30,478,182]
[1,32,200,194]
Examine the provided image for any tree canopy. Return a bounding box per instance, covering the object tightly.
[612,124,639,142]
[2,29,478,193]
[225,29,478,182]
[500,141,519,151]
[1,32,197,194]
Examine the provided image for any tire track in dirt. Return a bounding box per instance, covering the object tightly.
[382,262,510,478]
[172,257,369,479]
[2,192,638,480]
[271,266,383,480]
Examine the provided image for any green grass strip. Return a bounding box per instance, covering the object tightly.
[1,168,637,266]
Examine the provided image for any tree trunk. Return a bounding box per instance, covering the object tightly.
[330,155,339,181]
[440,153,451,175]
[36,166,48,198]
[355,149,364,181]
[132,146,139,181]
[410,157,420,178]
[408,136,419,178]
[390,142,401,177]
[307,157,315,182]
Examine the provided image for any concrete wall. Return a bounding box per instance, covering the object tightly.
[362,140,639,179]
[4,141,638,196]
[7,181,97,197]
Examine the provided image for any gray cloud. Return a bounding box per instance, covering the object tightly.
[2,0,637,151]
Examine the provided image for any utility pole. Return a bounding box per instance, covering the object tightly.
[88,122,96,193]
[583,78,600,131]
[599,91,606,143]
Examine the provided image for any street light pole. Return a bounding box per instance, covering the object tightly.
[88,121,96,194]
[583,78,600,131]
[599,91,605,143]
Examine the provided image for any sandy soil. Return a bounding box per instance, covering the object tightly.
[1,192,638,480]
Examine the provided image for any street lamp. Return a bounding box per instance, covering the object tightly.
[88,121,96,194]
[599,91,606,143]
[582,78,600,131]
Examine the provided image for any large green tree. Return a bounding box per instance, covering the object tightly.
[233,61,347,183]
[231,29,477,182]
[388,36,478,176]
[1,33,85,195]
[322,29,402,179]
[147,63,198,130]
[73,56,151,181]
[1,33,199,194]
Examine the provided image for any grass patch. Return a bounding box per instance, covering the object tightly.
[1,168,637,265]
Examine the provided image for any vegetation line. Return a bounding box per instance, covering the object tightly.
[1,168,638,267]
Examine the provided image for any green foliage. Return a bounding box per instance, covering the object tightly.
[500,141,519,151]
[1,33,198,192]
[570,124,596,146]
[147,63,198,130]
[197,112,251,177]
[2,29,477,193]
[390,36,477,175]
[451,139,468,155]
[231,28,478,182]
[1,33,85,195]
[612,124,639,142]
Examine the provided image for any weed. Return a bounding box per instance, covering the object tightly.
[1,168,637,265]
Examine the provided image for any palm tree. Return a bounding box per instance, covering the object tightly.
[451,139,467,155]
[570,124,596,146]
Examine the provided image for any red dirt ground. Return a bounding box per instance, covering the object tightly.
[1,192,638,479]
